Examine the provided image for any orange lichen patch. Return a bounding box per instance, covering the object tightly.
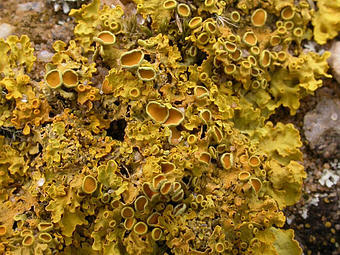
[199,152,211,164]
[147,212,161,226]
[77,83,86,92]
[221,153,233,169]
[38,233,52,243]
[151,228,162,241]
[177,3,191,17]
[251,9,267,27]
[111,199,122,208]
[0,225,6,236]
[250,46,260,55]
[260,50,271,68]
[172,189,184,202]
[146,101,169,123]
[189,17,202,29]
[226,34,237,42]
[94,31,116,45]
[22,234,34,246]
[121,207,134,218]
[190,201,197,209]
[134,222,148,235]
[197,32,210,45]
[242,32,257,46]
[109,220,116,228]
[204,21,217,34]
[225,41,237,53]
[251,70,260,79]
[101,78,112,94]
[37,222,53,232]
[250,178,262,193]
[284,21,294,30]
[199,72,208,81]
[230,49,242,61]
[173,203,187,216]
[124,218,136,230]
[129,87,140,98]
[82,175,97,194]
[277,26,287,35]
[21,230,33,237]
[212,126,223,143]
[238,171,251,181]
[224,64,236,75]
[187,134,197,144]
[33,109,40,115]
[241,60,252,69]
[270,35,281,47]
[161,162,175,174]
[230,11,240,22]
[200,109,211,123]
[281,6,294,20]
[137,67,156,81]
[169,127,182,145]
[215,242,225,253]
[45,69,62,89]
[188,45,197,56]
[204,0,214,7]
[217,144,227,153]
[120,49,144,68]
[293,27,303,37]
[196,194,204,203]
[31,99,40,108]
[249,155,261,167]
[103,211,111,219]
[239,154,249,165]
[109,21,121,33]
[163,0,177,9]
[248,55,257,66]
[62,69,78,88]
[194,86,209,98]
[160,181,172,195]
[0,0,319,252]
[277,51,287,62]
[172,182,182,193]
[164,107,184,126]
[153,174,167,190]
[142,182,158,200]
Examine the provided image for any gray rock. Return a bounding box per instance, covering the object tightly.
[329,41,340,84]
[304,98,340,158]
[17,2,44,12]
[36,50,54,62]
[0,23,15,39]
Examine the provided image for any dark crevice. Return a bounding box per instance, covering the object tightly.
[120,164,130,178]
[12,221,18,231]
[200,125,207,139]
[106,119,127,141]
[144,54,151,62]
[182,176,190,186]
[196,50,207,66]
[85,215,96,224]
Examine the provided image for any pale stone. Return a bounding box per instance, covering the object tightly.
[37,50,54,62]
[329,41,340,83]
[17,2,44,12]
[0,23,15,39]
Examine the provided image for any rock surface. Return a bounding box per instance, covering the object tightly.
[329,41,340,83]
[0,23,15,38]
[304,98,340,158]
[17,2,44,12]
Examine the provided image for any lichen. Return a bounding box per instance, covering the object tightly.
[312,0,340,44]
[0,0,335,254]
